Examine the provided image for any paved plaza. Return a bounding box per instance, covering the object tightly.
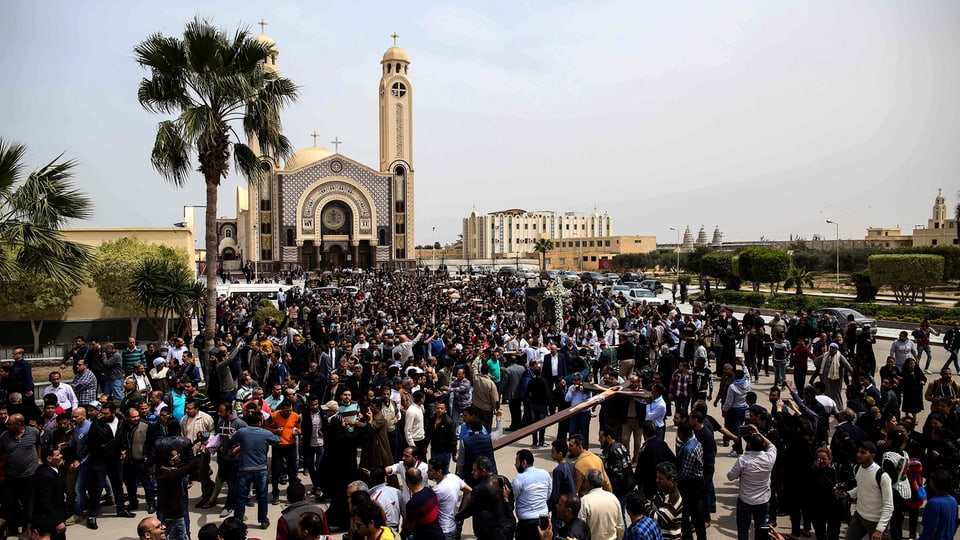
[61,334,940,540]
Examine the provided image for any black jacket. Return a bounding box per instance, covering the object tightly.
[425,412,457,453]
[32,465,66,527]
[82,418,123,459]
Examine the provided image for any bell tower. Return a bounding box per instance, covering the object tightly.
[379,33,414,261]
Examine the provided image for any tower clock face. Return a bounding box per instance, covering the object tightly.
[391,82,406,97]
[322,206,347,230]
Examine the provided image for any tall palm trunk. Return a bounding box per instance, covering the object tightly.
[204,179,219,352]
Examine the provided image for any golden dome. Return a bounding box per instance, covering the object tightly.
[254,33,276,45]
[285,146,334,170]
[381,46,409,63]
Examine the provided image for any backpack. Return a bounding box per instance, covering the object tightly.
[912,328,924,342]
[905,458,927,509]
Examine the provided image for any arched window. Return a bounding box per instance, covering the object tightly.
[286,229,295,247]
[225,228,232,238]
[378,228,388,246]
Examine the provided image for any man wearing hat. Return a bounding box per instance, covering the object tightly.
[837,441,894,540]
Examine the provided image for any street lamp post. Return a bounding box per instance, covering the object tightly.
[668,227,680,280]
[825,219,839,288]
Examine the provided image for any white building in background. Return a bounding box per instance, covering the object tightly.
[462,209,613,260]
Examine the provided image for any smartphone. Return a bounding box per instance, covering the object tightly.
[497,477,505,489]
[538,514,549,530]
[758,525,771,537]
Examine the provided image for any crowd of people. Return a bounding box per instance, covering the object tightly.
[0,269,958,540]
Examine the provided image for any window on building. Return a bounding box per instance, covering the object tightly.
[395,222,405,234]
[260,199,271,211]
[378,228,387,246]
[396,201,405,213]
[261,249,272,260]
[395,248,405,259]
[224,228,232,238]
[589,241,595,247]
[391,82,406,97]
[954,238,958,244]
[565,224,569,230]
[591,256,597,262]
[582,256,588,261]
[932,239,938,245]
[286,229,294,246]
[260,223,271,234]
[605,240,611,247]
[559,258,565,265]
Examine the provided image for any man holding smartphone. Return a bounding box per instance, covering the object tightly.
[726,425,777,540]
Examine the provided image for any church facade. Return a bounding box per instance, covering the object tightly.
[217,31,416,273]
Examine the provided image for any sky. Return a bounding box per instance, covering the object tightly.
[4,1,960,248]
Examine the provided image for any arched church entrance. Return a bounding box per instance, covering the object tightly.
[325,244,344,270]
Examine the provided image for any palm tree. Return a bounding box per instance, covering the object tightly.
[784,265,815,295]
[135,18,298,351]
[534,238,554,271]
[0,137,92,289]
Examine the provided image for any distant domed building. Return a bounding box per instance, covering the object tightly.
[219,28,416,272]
[695,226,708,247]
[681,226,694,251]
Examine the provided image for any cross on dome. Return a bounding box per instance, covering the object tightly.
[258,19,268,34]
[331,137,342,153]
[310,131,319,146]
[391,32,399,46]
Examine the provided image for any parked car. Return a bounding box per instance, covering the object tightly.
[813,308,878,335]
[540,269,561,281]
[518,268,537,280]
[609,284,632,297]
[562,271,581,282]
[603,273,621,285]
[625,288,662,306]
[581,271,607,284]
[621,271,644,283]
[497,266,517,277]
[639,279,664,294]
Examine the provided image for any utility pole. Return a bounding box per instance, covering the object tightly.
[825,219,839,288]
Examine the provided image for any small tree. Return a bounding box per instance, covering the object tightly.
[90,237,190,337]
[868,254,944,305]
[737,247,790,294]
[534,238,554,271]
[784,265,814,295]
[701,252,733,290]
[0,269,80,352]
[131,257,197,338]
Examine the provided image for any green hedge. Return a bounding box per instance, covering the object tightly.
[699,292,960,324]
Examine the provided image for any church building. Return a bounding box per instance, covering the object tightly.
[217,29,416,273]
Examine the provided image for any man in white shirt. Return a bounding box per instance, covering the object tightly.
[405,390,426,453]
[580,468,625,540]
[385,446,429,514]
[512,449,552,540]
[166,337,188,365]
[726,426,777,540]
[43,371,78,412]
[427,457,472,539]
[368,466,402,533]
[837,441,894,540]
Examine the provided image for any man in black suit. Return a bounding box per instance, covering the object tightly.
[318,339,345,379]
[634,421,677,499]
[32,446,67,540]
